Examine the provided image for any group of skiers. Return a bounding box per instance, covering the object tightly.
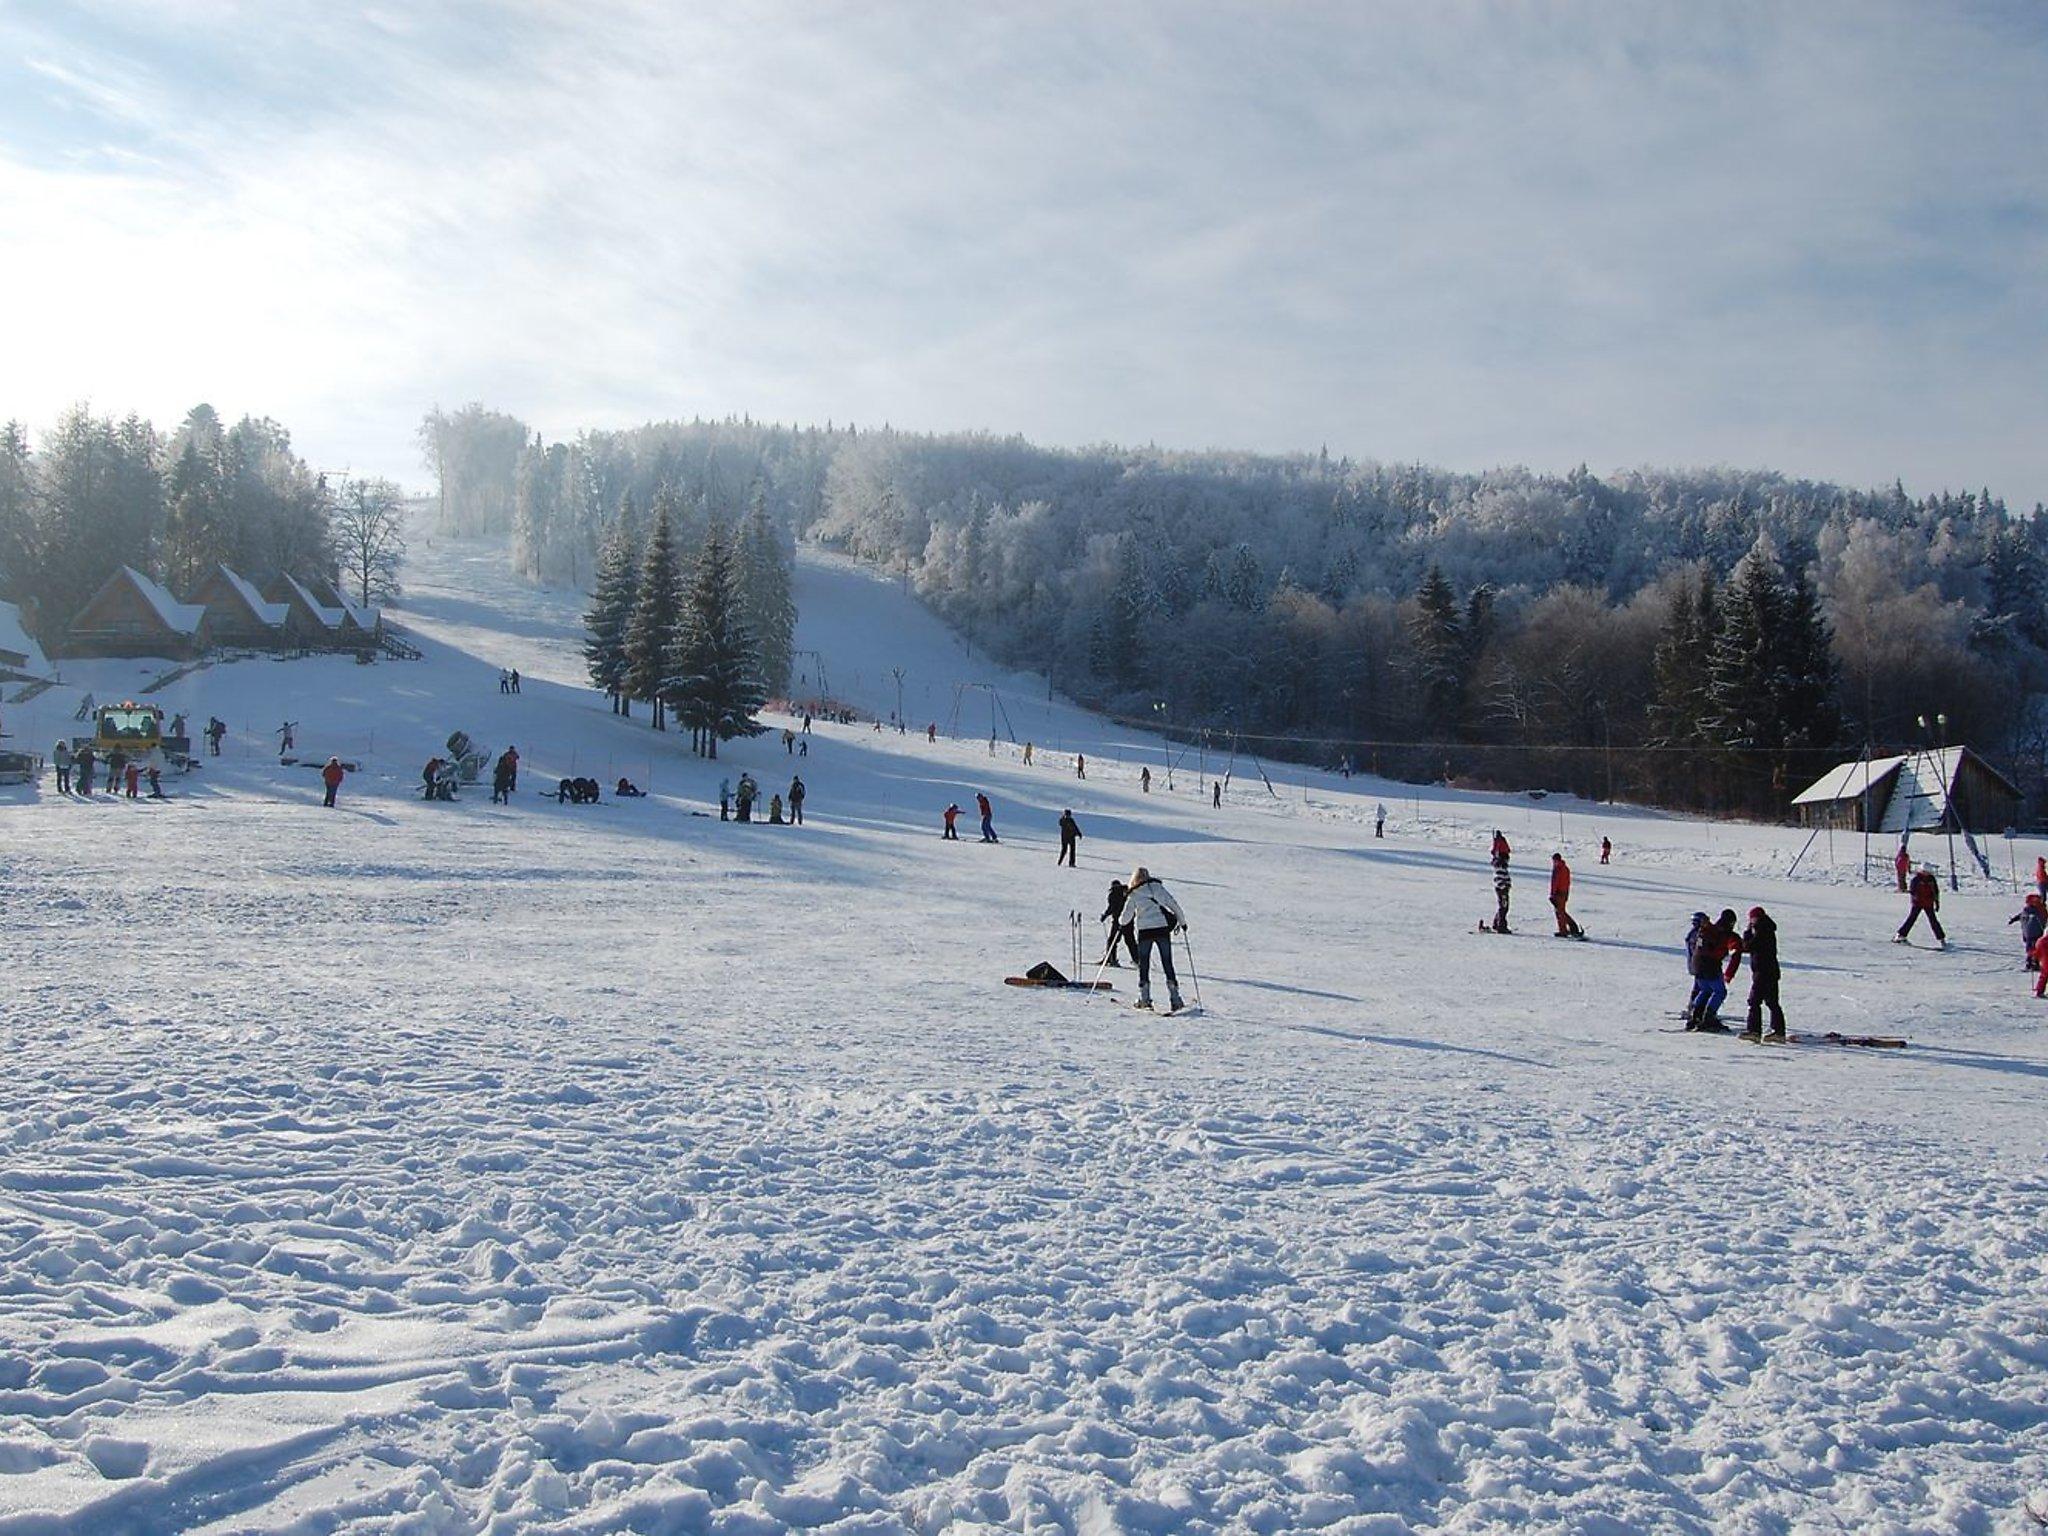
[1683,907,1785,1037]
[497,669,522,694]
[721,772,805,824]
[48,739,165,800]
[1484,832,1591,939]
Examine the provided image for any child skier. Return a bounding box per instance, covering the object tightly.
[1099,879,1138,968]
[942,802,961,840]
[1489,831,1512,933]
[2010,893,2047,969]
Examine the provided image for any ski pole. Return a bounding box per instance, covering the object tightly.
[1179,926,1202,1007]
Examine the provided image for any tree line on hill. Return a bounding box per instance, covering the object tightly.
[0,404,408,640]
[424,406,2048,817]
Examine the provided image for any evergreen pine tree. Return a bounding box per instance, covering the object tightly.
[622,490,684,730]
[664,522,766,758]
[737,485,796,696]
[1408,565,1465,736]
[1777,569,1840,759]
[583,493,640,714]
[1706,542,1786,754]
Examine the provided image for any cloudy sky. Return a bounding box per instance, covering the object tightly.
[2,1,2044,502]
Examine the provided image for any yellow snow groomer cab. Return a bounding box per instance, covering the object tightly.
[93,702,164,756]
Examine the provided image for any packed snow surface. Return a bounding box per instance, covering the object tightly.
[3,530,2047,1534]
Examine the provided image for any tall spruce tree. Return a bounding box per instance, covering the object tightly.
[1408,565,1465,737]
[622,490,684,730]
[583,492,640,714]
[664,522,766,758]
[1706,538,1837,796]
[737,485,796,697]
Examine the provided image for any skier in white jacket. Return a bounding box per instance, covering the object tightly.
[1122,866,1185,1012]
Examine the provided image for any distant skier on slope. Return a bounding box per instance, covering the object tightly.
[1375,803,1386,838]
[1121,866,1185,1013]
[977,792,998,843]
[1741,907,1784,1040]
[1895,865,1946,948]
[1057,809,1081,867]
[1600,836,1611,864]
[1549,853,1584,938]
[1895,843,1912,893]
[52,739,72,794]
[943,802,961,840]
[321,756,345,808]
[788,776,805,824]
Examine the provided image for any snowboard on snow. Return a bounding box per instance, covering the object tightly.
[1751,1031,1906,1049]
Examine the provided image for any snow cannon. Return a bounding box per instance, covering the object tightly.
[445,729,491,785]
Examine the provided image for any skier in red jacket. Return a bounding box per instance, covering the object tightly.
[1896,865,1946,948]
[321,756,345,808]
[1549,853,1584,938]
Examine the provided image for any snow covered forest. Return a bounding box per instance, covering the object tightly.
[426,406,2048,819]
[0,405,407,630]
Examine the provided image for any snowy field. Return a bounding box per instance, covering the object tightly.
[4,532,2048,1534]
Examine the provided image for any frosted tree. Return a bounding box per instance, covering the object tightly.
[331,477,408,605]
[737,485,796,696]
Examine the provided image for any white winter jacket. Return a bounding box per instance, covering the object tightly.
[1121,878,1183,934]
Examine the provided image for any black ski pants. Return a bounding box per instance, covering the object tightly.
[1135,927,1180,1000]
[1102,921,1138,967]
[1746,971,1784,1034]
[1058,836,1077,867]
[1899,905,1946,942]
[323,783,338,808]
[55,765,70,793]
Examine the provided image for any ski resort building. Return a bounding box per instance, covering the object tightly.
[63,566,209,659]
[316,578,384,645]
[1791,748,2022,834]
[265,573,348,650]
[185,565,290,648]
[0,599,50,683]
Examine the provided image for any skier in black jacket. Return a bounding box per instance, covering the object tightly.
[1057,809,1081,867]
[1099,879,1139,968]
[1741,907,1784,1039]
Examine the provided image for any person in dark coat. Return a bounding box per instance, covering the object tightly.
[76,744,97,795]
[1741,907,1784,1039]
[1896,865,1946,947]
[788,776,806,824]
[1056,809,1081,867]
[1099,879,1139,968]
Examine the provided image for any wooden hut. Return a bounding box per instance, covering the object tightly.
[1792,748,2021,834]
[264,573,346,650]
[64,567,207,659]
[186,565,289,649]
[0,599,50,683]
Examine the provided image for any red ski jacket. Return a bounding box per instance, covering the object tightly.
[1550,860,1571,901]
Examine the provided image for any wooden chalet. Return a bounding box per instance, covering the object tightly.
[64,566,208,659]
[1792,747,2022,834]
[185,565,290,649]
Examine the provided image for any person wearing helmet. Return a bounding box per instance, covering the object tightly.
[2009,893,2047,970]
[1896,864,1946,948]
[1740,907,1784,1040]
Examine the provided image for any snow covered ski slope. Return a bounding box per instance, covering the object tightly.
[4,531,2048,1533]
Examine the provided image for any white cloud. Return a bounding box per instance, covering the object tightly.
[1,0,2043,502]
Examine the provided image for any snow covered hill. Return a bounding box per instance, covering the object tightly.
[3,533,2046,1534]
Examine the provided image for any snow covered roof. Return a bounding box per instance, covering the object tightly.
[0,599,48,674]
[120,566,207,635]
[1794,747,2019,829]
[320,579,381,631]
[1791,755,1908,806]
[214,565,290,628]
[277,573,344,629]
